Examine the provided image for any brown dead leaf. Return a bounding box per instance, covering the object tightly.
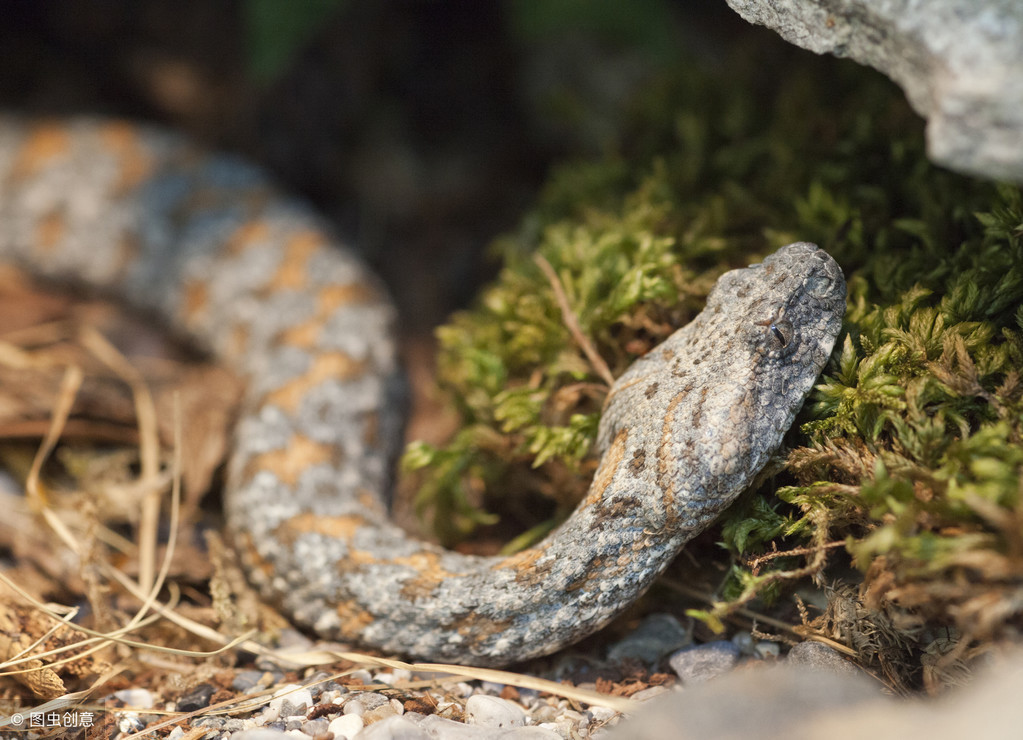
[0,597,107,700]
[0,266,242,520]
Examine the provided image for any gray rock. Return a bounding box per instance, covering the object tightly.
[177,683,215,712]
[787,641,861,676]
[606,613,691,664]
[343,691,392,715]
[232,670,266,692]
[668,641,740,685]
[609,652,1023,740]
[725,0,1023,183]
[608,662,879,740]
[301,718,330,737]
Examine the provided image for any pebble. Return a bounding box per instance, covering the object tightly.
[234,670,268,692]
[344,697,367,716]
[363,699,403,724]
[787,641,860,676]
[117,714,146,734]
[532,703,560,724]
[465,694,526,727]
[139,654,629,738]
[419,714,563,739]
[301,717,330,736]
[731,631,781,660]
[348,669,375,685]
[375,668,413,686]
[177,682,216,712]
[588,705,618,724]
[269,685,313,718]
[114,688,156,709]
[669,641,740,685]
[344,691,392,716]
[328,713,365,739]
[233,730,290,740]
[606,613,691,664]
[358,715,430,739]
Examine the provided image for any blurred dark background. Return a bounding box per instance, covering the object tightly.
[0,0,770,330]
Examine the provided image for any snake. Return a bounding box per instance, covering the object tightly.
[0,117,846,666]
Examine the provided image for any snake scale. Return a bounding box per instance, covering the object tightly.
[0,117,846,666]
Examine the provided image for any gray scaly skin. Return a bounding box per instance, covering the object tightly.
[0,117,846,666]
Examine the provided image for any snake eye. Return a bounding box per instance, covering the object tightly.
[769,319,793,348]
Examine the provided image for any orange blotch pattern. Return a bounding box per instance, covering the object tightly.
[10,124,70,180]
[261,351,368,414]
[244,433,337,487]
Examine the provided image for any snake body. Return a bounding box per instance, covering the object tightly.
[0,117,846,666]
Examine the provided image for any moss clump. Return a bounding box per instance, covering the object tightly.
[403,39,1022,689]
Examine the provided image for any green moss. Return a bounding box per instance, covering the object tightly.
[402,37,1022,686]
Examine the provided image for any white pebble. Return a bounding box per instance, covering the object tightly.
[588,706,619,723]
[348,669,374,685]
[357,715,430,739]
[232,730,291,739]
[328,713,364,739]
[114,688,155,709]
[465,694,526,727]
[269,684,312,715]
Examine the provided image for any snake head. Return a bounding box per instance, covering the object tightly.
[596,242,846,528]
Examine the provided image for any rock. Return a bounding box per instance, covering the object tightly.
[419,714,563,739]
[232,730,290,740]
[606,613,691,664]
[787,641,861,676]
[607,662,879,739]
[358,715,430,740]
[267,685,312,718]
[344,691,392,716]
[301,718,330,736]
[232,670,267,693]
[328,713,365,739]
[668,641,740,684]
[465,694,527,727]
[418,715,488,738]
[609,652,1023,740]
[363,700,403,724]
[176,683,216,712]
[725,0,1023,183]
[587,706,619,724]
[113,688,155,709]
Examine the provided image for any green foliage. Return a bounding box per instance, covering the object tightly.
[505,0,679,59]
[404,173,706,545]
[243,0,347,83]
[404,28,1023,660]
[783,188,1023,548]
